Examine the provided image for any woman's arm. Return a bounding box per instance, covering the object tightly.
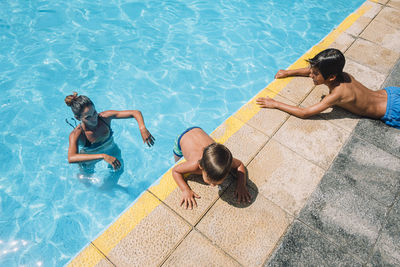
[67,128,121,169]
[100,110,155,146]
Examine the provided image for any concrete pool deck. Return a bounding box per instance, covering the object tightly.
[69,0,400,266]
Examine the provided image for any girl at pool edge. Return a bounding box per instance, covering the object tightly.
[65,92,155,169]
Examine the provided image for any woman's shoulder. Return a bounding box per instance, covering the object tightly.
[98,110,113,117]
[69,125,83,138]
[98,111,113,122]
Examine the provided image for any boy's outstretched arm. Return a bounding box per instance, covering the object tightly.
[172,161,201,209]
[232,158,251,203]
[256,91,340,119]
[275,67,311,79]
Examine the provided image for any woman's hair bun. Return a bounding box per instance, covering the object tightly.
[65,92,78,106]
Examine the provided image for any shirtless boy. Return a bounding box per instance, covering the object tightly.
[256,48,400,129]
[172,127,251,209]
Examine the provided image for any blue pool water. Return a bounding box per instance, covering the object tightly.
[0,0,364,265]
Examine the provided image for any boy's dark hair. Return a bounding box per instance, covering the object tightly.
[65,92,94,119]
[199,143,233,182]
[307,48,345,80]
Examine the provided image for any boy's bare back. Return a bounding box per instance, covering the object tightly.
[327,73,387,119]
[179,127,214,163]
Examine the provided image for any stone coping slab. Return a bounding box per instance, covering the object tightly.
[266,220,364,266]
[68,1,400,266]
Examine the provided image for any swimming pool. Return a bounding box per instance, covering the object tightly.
[0,0,364,265]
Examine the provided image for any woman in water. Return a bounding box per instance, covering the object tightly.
[65,92,154,171]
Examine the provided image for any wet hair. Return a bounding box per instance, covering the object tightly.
[307,48,345,80]
[199,143,233,182]
[64,92,94,118]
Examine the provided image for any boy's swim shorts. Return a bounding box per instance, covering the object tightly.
[381,86,400,129]
[173,126,201,157]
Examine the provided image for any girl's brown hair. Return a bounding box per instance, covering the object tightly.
[65,92,93,118]
[199,143,232,182]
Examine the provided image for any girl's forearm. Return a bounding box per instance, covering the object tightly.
[131,110,146,129]
[68,153,105,163]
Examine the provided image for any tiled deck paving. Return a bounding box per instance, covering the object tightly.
[69,0,400,266]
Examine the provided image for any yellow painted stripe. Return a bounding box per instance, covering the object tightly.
[67,192,161,266]
[92,191,161,255]
[68,244,106,267]
[210,116,245,144]
[148,168,179,201]
[69,2,372,266]
[234,88,278,123]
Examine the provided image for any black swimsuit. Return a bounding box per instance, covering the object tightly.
[82,117,114,149]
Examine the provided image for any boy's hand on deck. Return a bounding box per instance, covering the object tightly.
[235,184,251,203]
[275,70,289,79]
[180,189,201,209]
[140,128,155,147]
[275,69,289,79]
[103,154,121,170]
[256,97,277,109]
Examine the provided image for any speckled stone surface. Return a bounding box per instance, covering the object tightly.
[360,19,400,53]
[327,135,400,206]
[388,0,400,10]
[375,6,400,30]
[383,55,400,86]
[345,38,400,75]
[345,1,382,36]
[196,184,293,266]
[298,172,388,262]
[370,198,400,266]
[161,173,231,225]
[69,244,112,267]
[275,77,315,105]
[240,94,294,137]
[162,230,241,267]
[106,203,191,266]
[247,138,325,216]
[265,221,363,267]
[354,118,400,158]
[345,16,373,36]
[274,116,351,169]
[377,0,390,5]
[223,123,269,165]
[362,0,384,19]
[95,258,114,267]
[330,32,355,52]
